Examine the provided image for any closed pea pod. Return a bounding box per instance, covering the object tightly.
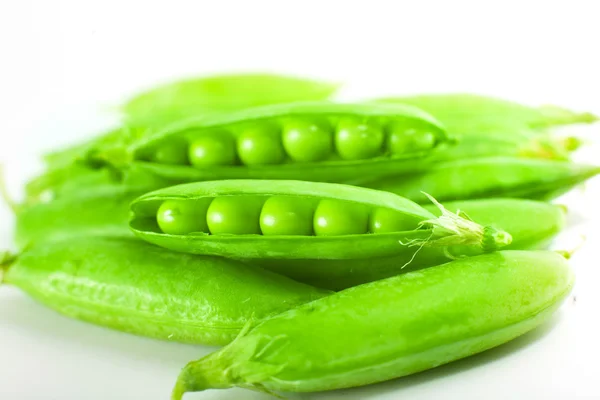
[84,102,448,185]
[1,236,329,346]
[364,156,600,203]
[172,250,574,397]
[129,180,512,260]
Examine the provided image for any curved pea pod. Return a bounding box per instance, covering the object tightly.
[376,93,598,131]
[364,156,600,203]
[130,180,511,261]
[172,250,574,397]
[255,198,566,290]
[15,167,173,249]
[122,73,341,127]
[0,236,330,346]
[84,101,448,184]
[43,74,340,170]
[15,183,141,249]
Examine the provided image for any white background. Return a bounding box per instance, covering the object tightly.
[1,1,599,399]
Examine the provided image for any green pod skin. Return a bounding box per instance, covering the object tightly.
[363,156,600,203]
[15,184,141,249]
[1,236,330,346]
[376,93,598,131]
[42,74,340,170]
[255,198,566,290]
[87,102,447,184]
[122,73,341,128]
[173,250,574,397]
[130,180,511,260]
[15,167,173,249]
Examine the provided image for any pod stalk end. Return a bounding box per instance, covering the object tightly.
[417,192,512,251]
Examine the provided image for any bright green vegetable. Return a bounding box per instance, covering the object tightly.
[1,236,329,346]
[130,180,511,260]
[377,93,597,131]
[364,157,600,203]
[173,250,574,397]
[255,198,566,290]
[15,167,171,249]
[35,73,341,197]
[122,73,341,127]
[84,102,447,185]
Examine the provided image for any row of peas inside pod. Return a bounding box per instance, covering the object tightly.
[82,102,448,185]
[129,180,512,260]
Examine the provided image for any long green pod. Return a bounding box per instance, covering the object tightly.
[173,250,574,397]
[15,183,142,249]
[84,101,447,184]
[130,180,511,260]
[122,73,341,127]
[255,198,566,290]
[43,74,340,170]
[377,93,597,131]
[1,236,329,346]
[364,157,600,203]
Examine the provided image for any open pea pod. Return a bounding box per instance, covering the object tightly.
[130,180,511,260]
[84,101,448,185]
[43,73,340,170]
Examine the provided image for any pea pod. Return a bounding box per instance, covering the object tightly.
[83,102,447,184]
[130,180,511,260]
[376,93,597,131]
[1,236,330,346]
[42,73,340,170]
[364,156,600,203]
[255,198,566,290]
[173,250,574,397]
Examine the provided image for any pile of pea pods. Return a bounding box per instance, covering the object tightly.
[2,73,598,398]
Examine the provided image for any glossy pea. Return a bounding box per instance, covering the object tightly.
[151,137,189,165]
[188,134,237,166]
[157,199,211,235]
[313,199,369,236]
[387,123,437,154]
[260,196,317,236]
[207,196,266,235]
[282,119,332,162]
[237,125,285,165]
[1,236,329,346]
[369,207,421,233]
[173,250,574,397]
[335,118,384,160]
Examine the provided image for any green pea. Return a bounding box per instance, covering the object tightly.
[152,137,189,165]
[369,207,421,233]
[237,125,285,165]
[207,196,266,235]
[189,134,236,166]
[282,120,332,162]
[335,118,384,160]
[260,196,316,236]
[157,199,210,235]
[313,199,369,236]
[387,123,437,154]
